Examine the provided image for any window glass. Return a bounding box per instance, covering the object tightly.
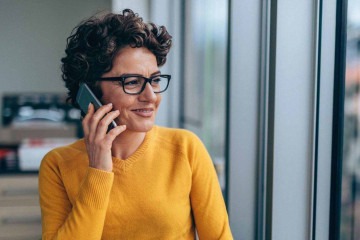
[341,0,360,238]
[182,0,228,191]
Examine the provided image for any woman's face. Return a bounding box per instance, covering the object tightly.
[99,46,161,133]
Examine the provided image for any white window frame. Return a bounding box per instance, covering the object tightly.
[227,0,336,239]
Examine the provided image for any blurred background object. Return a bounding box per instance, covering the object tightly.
[0,93,80,172]
[341,0,360,239]
[0,1,112,239]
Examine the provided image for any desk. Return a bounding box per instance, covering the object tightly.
[0,174,41,240]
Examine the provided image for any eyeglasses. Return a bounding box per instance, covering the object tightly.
[98,74,171,95]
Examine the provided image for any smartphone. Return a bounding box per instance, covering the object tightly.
[76,83,117,131]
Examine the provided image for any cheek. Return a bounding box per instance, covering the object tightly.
[114,98,131,111]
[104,89,131,108]
[113,96,136,114]
[113,99,131,124]
[100,84,122,105]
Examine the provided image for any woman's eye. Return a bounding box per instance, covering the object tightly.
[124,78,141,86]
[124,80,139,85]
[152,78,161,84]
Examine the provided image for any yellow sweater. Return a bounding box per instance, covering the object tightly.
[39,126,232,239]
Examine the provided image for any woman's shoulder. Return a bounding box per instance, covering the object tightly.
[153,126,209,164]
[40,139,87,169]
[154,126,200,142]
[44,139,85,158]
[153,126,203,152]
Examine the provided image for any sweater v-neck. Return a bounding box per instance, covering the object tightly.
[112,126,155,173]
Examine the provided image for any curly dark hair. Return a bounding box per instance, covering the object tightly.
[61,9,172,107]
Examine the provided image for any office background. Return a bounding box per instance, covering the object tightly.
[0,0,359,239]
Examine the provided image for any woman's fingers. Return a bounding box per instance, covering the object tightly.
[82,103,94,137]
[94,109,120,140]
[83,102,124,145]
[81,102,126,172]
[104,125,127,145]
[88,103,113,139]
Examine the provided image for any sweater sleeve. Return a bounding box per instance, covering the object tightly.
[188,135,233,240]
[38,150,114,240]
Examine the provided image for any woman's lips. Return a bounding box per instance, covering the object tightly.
[131,108,154,117]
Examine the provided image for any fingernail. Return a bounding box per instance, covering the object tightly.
[107,103,113,107]
[88,103,91,110]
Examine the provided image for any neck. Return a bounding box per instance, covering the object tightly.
[111,130,147,160]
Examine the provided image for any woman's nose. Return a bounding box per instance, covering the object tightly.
[139,83,157,102]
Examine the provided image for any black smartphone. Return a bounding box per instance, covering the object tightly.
[76,83,117,131]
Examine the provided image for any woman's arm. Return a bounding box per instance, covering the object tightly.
[39,152,114,240]
[39,103,125,239]
[189,135,233,240]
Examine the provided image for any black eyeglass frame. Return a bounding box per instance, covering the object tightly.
[97,74,171,95]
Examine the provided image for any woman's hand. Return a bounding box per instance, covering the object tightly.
[82,103,126,172]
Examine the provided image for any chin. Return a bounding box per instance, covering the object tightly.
[132,122,154,133]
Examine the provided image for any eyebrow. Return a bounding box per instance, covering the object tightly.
[151,70,161,76]
[121,70,161,77]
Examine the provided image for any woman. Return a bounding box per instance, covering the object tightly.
[39,9,233,239]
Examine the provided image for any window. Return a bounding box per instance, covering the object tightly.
[181,0,228,192]
[340,0,360,239]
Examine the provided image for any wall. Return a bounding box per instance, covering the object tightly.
[0,0,111,124]
[112,0,149,20]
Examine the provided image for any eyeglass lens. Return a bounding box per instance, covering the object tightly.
[123,76,168,94]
